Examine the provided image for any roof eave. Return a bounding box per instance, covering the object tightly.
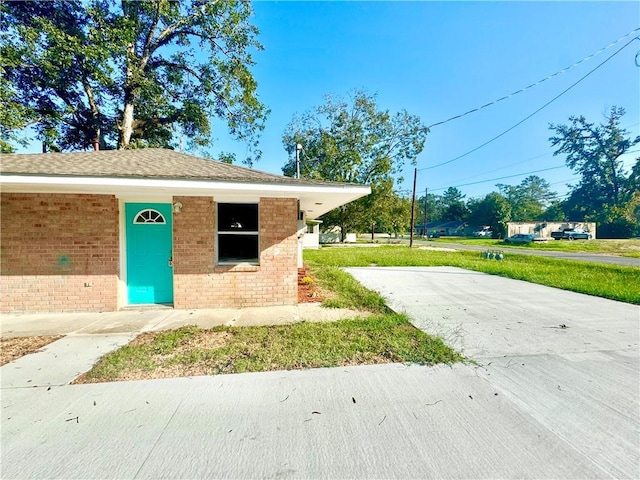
[0,175,371,219]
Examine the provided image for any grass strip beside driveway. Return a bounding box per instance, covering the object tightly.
[78,266,461,383]
[431,237,640,258]
[305,246,640,305]
[78,315,462,383]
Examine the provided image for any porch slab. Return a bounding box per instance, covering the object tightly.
[0,304,367,339]
[0,310,176,338]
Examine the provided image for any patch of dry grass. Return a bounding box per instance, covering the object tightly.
[1,336,63,366]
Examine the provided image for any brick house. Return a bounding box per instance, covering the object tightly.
[0,149,369,313]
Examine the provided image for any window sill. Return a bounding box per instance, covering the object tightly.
[214,263,260,273]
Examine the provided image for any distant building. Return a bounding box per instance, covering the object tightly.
[416,221,467,237]
[507,221,597,239]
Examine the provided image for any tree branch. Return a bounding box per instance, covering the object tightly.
[141,1,162,63]
[146,58,204,82]
[150,2,219,52]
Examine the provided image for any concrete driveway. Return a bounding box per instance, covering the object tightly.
[347,266,640,479]
[1,268,639,479]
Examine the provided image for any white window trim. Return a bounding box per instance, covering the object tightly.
[133,208,166,224]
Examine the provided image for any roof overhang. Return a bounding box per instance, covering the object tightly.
[0,175,371,219]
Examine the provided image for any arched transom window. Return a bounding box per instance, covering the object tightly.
[133,209,166,224]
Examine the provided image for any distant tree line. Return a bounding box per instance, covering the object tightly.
[414,107,639,239]
[290,105,638,240]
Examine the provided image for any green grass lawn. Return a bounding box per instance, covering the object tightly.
[305,246,640,305]
[79,316,462,383]
[80,241,638,383]
[430,237,640,257]
[79,263,462,383]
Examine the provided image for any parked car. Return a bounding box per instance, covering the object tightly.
[504,233,546,244]
[551,229,593,240]
[472,227,493,237]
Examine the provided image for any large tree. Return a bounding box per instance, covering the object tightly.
[497,175,557,222]
[440,187,468,221]
[282,90,428,240]
[467,192,512,238]
[1,0,268,161]
[549,107,639,232]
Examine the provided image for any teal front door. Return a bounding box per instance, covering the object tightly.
[125,203,174,304]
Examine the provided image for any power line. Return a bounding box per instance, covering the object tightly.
[548,177,579,187]
[427,27,640,129]
[429,165,566,192]
[419,34,640,172]
[427,148,640,194]
[449,151,553,184]
[428,148,640,193]
[439,147,638,188]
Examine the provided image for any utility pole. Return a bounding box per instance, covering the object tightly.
[409,167,417,247]
[423,187,428,237]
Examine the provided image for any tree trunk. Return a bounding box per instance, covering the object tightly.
[119,43,139,149]
[82,80,101,149]
[119,93,135,149]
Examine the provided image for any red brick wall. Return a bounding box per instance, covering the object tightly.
[0,193,119,312]
[173,196,298,308]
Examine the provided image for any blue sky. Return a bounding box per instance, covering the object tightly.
[212,0,640,201]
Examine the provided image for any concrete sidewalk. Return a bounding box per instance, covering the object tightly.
[1,303,367,338]
[0,364,613,479]
[1,303,368,389]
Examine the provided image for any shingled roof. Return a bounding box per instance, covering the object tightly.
[0,148,343,186]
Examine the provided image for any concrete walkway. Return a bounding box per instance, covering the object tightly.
[1,303,367,338]
[1,304,367,389]
[1,364,614,479]
[1,271,639,479]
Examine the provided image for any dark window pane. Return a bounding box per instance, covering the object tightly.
[218,204,258,231]
[218,234,259,263]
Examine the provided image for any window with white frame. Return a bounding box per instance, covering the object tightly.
[217,203,259,264]
[133,209,166,224]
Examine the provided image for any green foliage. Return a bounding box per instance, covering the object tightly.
[305,246,640,304]
[0,71,32,153]
[467,192,512,238]
[497,175,557,221]
[595,192,640,238]
[1,0,268,162]
[309,264,392,314]
[218,152,237,164]
[281,90,428,240]
[542,200,566,222]
[359,181,413,237]
[549,107,640,234]
[83,316,462,382]
[417,192,445,226]
[440,187,468,221]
